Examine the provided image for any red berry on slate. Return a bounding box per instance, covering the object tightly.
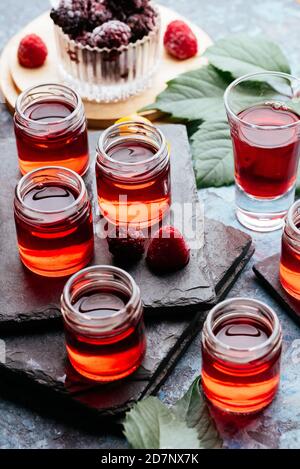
[164,20,198,60]
[18,34,48,68]
[107,226,146,263]
[146,225,190,273]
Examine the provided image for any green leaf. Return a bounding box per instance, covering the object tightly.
[191,120,234,188]
[142,65,231,122]
[123,397,200,449]
[123,378,222,449]
[173,377,222,449]
[205,34,291,79]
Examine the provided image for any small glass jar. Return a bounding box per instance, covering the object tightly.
[201,298,282,414]
[96,121,171,228]
[61,265,146,382]
[280,200,300,299]
[14,166,94,277]
[14,83,89,175]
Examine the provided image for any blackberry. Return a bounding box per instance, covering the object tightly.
[50,0,89,37]
[107,0,150,18]
[107,227,146,263]
[127,5,157,41]
[74,31,94,46]
[87,0,113,30]
[92,20,131,48]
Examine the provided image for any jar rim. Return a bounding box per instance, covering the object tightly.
[97,121,168,168]
[224,71,300,130]
[15,83,82,127]
[15,166,86,215]
[61,265,140,326]
[286,200,300,236]
[204,297,281,355]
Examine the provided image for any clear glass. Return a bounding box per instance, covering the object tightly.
[61,265,146,382]
[280,200,300,299]
[14,166,94,277]
[224,71,300,232]
[14,83,89,175]
[96,121,171,228]
[53,6,161,103]
[202,298,282,414]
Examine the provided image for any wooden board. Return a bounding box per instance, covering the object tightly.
[0,5,212,128]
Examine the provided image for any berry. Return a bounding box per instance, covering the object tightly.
[74,31,94,46]
[127,5,158,41]
[107,227,146,263]
[92,20,131,48]
[164,20,198,60]
[50,0,89,37]
[146,226,190,274]
[107,0,149,17]
[17,34,48,68]
[88,0,113,30]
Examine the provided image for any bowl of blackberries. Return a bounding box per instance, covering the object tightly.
[50,0,161,102]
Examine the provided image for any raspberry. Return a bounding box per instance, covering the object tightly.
[88,0,113,30]
[17,34,48,68]
[92,20,131,48]
[50,0,89,37]
[127,5,158,41]
[107,227,146,263]
[146,226,190,274]
[164,20,198,60]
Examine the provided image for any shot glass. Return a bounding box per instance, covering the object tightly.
[224,72,300,232]
[201,298,282,414]
[280,200,300,299]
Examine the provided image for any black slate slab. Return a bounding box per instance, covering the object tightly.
[0,125,215,328]
[0,222,253,420]
[253,254,300,326]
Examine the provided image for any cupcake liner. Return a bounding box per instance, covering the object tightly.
[53,10,162,103]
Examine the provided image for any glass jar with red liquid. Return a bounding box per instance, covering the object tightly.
[14,166,94,277]
[201,298,282,414]
[14,83,89,175]
[225,72,300,232]
[61,265,146,382]
[280,200,300,299]
[96,121,171,228]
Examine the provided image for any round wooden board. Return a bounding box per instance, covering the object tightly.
[0,5,212,128]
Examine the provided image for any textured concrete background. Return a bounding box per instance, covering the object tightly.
[1,0,300,449]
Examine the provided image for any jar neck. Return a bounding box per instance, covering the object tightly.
[14,83,86,137]
[96,122,169,181]
[61,266,143,337]
[202,298,282,364]
[283,201,300,252]
[14,166,88,225]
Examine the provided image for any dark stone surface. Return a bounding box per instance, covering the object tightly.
[0,224,253,420]
[0,125,215,330]
[253,254,300,326]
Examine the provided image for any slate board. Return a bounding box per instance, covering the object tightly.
[253,254,300,326]
[0,125,215,328]
[0,220,253,421]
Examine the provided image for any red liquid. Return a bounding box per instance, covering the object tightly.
[65,289,146,381]
[231,103,300,198]
[280,225,300,299]
[15,184,94,277]
[96,141,171,228]
[14,99,89,175]
[202,317,281,413]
